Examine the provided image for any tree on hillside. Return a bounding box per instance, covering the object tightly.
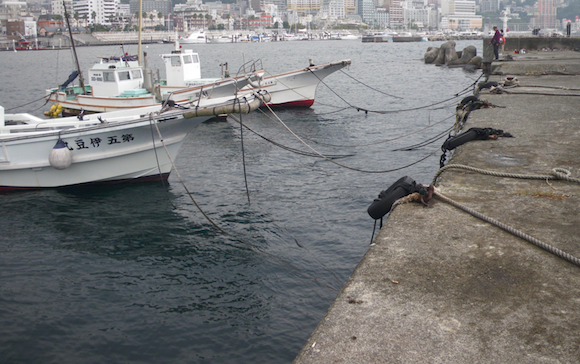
[558,2,580,20]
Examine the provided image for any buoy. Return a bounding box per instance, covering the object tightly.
[46,103,63,118]
[367,176,428,220]
[49,138,72,170]
[441,127,513,152]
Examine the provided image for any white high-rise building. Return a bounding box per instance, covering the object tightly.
[74,0,119,25]
[51,0,73,17]
[439,0,481,30]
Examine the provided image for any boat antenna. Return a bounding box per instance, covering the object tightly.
[138,0,142,66]
[63,0,85,94]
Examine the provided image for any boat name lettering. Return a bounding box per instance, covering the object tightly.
[91,73,103,82]
[67,134,135,150]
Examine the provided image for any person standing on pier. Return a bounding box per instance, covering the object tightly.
[490,26,501,60]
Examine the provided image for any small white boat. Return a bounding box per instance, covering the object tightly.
[282,33,301,41]
[180,30,207,44]
[0,92,268,190]
[337,32,360,40]
[242,59,351,108]
[209,34,233,43]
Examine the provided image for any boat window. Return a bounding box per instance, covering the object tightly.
[103,71,116,82]
[191,54,200,63]
[131,70,142,79]
[118,71,130,81]
[171,56,181,66]
[183,55,192,64]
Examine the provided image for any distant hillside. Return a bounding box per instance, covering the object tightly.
[558,1,580,20]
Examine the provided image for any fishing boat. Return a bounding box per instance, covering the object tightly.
[0,91,269,190]
[45,46,264,115]
[242,59,352,108]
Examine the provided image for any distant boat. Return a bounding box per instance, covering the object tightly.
[0,92,268,190]
[180,30,207,44]
[14,39,46,50]
[209,34,233,43]
[337,32,360,40]
[392,32,424,42]
[282,33,301,41]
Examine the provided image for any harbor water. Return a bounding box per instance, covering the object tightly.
[0,39,479,363]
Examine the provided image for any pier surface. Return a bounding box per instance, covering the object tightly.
[294,51,580,363]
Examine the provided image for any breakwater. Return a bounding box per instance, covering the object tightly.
[294,49,580,363]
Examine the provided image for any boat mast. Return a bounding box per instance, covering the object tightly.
[63,0,85,94]
[138,0,142,66]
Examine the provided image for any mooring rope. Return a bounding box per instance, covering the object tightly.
[310,68,472,115]
[497,90,580,97]
[256,93,443,174]
[150,110,341,293]
[432,164,580,186]
[148,113,175,208]
[433,187,580,267]
[150,112,226,233]
[519,84,580,91]
[294,113,456,149]
[230,113,353,159]
[235,97,252,204]
[425,164,580,267]
[392,126,454,151]
[338,69,403,99]
[5,92,55,112]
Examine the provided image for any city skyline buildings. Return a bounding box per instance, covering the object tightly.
[0,0,576,35]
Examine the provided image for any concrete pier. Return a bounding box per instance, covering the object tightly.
[294,51,580,363]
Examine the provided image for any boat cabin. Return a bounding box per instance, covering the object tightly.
[88,57,145,97]
[161,49,205,87]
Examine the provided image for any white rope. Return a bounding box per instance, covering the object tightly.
[432,164,580,186]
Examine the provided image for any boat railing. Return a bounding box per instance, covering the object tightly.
[236,59,263,77]
[1,114,145,134]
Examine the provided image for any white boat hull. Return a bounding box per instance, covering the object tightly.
[0,109,211,189]
[0,92,268,189]
[48,92,159,113]
[47,76,256,115]
[242,60,351,108]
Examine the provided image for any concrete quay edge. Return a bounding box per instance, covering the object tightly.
[294,52,580,363]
